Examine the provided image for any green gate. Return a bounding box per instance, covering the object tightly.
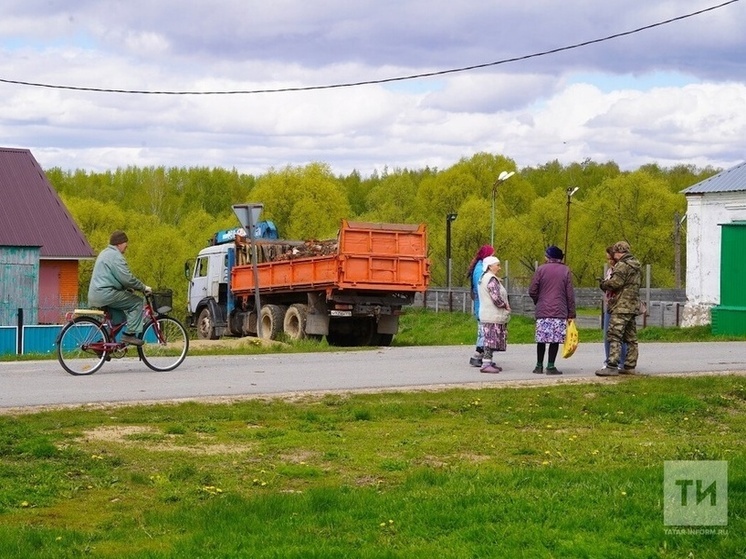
[711,221,746,335]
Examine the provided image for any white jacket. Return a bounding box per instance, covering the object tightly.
[478,271,510,324]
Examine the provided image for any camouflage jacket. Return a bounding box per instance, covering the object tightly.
[599,253,642,314]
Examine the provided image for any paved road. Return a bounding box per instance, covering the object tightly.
[1,341,745,411]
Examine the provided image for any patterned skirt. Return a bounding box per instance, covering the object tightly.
[535,318,567,344]
[480,322,508,352]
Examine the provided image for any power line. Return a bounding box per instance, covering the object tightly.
[0,0,739,96]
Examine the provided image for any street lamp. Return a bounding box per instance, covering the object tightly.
[446,213,458,290]
[563,186,579,262]
[491,170,515,246]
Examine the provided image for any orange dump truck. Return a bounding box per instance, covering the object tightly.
[186,220,430,346]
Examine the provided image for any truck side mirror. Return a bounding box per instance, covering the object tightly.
[184,260,193,282]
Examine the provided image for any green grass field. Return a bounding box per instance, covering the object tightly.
[393,308,733,346]
[1,308,744,557]
[1,374,744,558]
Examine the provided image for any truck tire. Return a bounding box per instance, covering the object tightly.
[376,333,394,347]
[196,307,218,340]
[259,304,287,340]
[326,330,355,347]
[327,317,377,347]
[356,318,379,346]
[283,304,312,340]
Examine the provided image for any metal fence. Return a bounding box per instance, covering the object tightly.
[415,287,688,329]
[0,281,690,355]
[1,301,80,356]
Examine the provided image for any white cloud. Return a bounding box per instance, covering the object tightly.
[1,0,745,175]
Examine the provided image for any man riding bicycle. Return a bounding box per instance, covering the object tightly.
[88,230,152,346]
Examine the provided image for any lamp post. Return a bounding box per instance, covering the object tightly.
[674,212,686,289]
[446,212,458,290]
[491,170,515,246]
[563,186,579,261]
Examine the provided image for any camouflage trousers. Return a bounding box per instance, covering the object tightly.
[606,313,638,369]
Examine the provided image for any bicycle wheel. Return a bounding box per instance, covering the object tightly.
[57,317,109,376]
[138,316,189,372]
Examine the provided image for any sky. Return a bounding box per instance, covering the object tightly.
[1,0,745,177]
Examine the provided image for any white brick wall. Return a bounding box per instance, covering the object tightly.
[683,191,746,326]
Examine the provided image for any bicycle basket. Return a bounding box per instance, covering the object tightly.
[152,289,173,312]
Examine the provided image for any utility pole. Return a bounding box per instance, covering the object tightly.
[446,213,458,290]
[491,171,515,246]
[674,212,682,289]
[563,186,579,261]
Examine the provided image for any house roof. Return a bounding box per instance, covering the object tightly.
[0,147,95,259]
[681,161,746,195]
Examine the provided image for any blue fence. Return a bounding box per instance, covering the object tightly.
[0,325,62,356]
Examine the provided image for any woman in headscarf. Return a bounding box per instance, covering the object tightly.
[466,244,495,367]
[528,245,576,375]
[477,256,511,373]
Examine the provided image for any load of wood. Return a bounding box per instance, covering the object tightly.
[234,236,338,266]
[272,239,338,260]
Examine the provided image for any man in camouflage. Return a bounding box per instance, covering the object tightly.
[595,241,642,376]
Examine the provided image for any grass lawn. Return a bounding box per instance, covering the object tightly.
[393,308,736,346]
[0,375,744,558]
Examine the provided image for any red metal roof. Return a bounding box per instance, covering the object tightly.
[0,147,95,259]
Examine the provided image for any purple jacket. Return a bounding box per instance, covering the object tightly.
[528,261,576,319]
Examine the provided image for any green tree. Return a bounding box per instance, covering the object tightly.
[449,196,492,288]
[61,196,127,240]
[363,170,419,223]
[48,158,721,299]
[250,163,351,239]
[414,167,478,224]
[570,171,686,286]
[511,189,567,276]
[340,170,367,216]
[638,163,718,194]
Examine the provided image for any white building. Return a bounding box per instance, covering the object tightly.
[681,161,746,326]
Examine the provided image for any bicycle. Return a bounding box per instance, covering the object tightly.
[56,290,189,375]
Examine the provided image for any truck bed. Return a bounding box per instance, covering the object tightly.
[230,220,429,295]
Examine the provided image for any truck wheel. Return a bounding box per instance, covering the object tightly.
[326,319,353,346]
[197,307,218,340]
[326,330,354,347]
[355,317,380,346]
[283,304,309,340]
[259,304,287,340]
[376,333,394,347]
[327,318,376,347]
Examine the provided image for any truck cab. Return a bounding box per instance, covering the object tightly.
[187,221,279,339]
[188,243,233,339]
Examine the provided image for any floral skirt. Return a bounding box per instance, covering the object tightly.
[480,322,507,351]
[535,318,567,344]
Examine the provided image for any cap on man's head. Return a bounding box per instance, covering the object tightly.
[613,241,630,254]
[545,245,563,260]
[110,230,128,245]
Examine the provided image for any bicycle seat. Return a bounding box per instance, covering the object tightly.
[72,308,105,317]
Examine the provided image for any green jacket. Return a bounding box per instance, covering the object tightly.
[599,253,642,314]
[88,245,146,303]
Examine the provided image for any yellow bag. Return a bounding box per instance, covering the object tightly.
[562,319,579,358]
